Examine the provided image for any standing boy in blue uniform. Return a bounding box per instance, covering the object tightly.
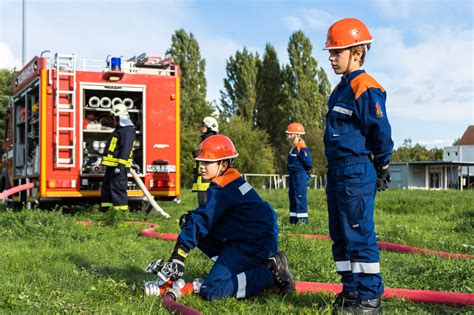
[323,18,393,314]
[100,103,135,211]
[153,135,295,300]
[286,123,313,224]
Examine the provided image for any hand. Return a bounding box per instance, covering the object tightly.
[376,165,391,192]
[166,242,190,280]
[178,212,192,229]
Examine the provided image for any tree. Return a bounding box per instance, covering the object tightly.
[391,139,443,162]
[280,31,331,174]
[219,116,275,177]
[0,69,15,149]
[282,31,330,132]
[220,48,260,123]
[168,29,213,187]
[255,44,286,147]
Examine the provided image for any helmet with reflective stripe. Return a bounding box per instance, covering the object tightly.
[195,135,238,162]
[111,103,129,117]
[286,122,305,135]
[202,116,219,132]
[324,18,373,50]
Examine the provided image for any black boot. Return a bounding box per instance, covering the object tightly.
[267,251,295,294]
[354,298,382,314]
[332,291,358,313]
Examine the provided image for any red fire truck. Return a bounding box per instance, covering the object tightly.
[0,52,180,208]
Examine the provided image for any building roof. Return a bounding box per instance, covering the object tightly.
[459,125,474,145]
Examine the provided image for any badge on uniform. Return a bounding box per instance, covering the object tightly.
[374,101,384,119]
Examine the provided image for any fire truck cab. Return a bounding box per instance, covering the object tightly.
[0,52,180,208]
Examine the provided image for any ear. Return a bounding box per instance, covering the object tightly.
[221,160,230,173]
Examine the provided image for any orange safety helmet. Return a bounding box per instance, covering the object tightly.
[286,122,305,135]
[195,135,239,162]
[324,18,373,50]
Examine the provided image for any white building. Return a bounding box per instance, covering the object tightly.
[389,126,474,190]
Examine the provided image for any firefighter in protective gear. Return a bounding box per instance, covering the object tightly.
[100,103,136,211]
[323,18,393,313]
[286,123,313,224]
[154,135,295,300]
[191,116,219,207]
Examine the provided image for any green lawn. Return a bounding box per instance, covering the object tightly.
[1,189,473,314]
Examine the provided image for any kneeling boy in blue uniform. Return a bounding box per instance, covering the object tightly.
[154,135,295,300]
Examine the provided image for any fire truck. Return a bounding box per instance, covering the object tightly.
[0,52,180,208]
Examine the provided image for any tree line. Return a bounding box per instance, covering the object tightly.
[0,29,451,188]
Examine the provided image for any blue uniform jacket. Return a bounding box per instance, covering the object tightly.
[324,70,394,168]
[179,168,279,253]
[287,141,313,173]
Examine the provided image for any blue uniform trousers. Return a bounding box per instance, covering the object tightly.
[197,235,276,300]
[326,162,384,300]
[289,171,309,224]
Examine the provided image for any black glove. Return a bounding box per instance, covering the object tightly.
[178,211,192,229]
[376,166,391,192]
[165,241,190,280]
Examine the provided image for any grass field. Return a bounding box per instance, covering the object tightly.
[1,189,473,314]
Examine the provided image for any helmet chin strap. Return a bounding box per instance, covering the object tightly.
[213,161,224,180]
[344,49,354,75]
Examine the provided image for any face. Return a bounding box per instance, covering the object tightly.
[200,125,208,134]
[200,160,227,179]
[286,133,297,144]
[328,48,360,75]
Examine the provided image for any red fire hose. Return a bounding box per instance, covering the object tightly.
[290,234,474,259]
[0,182,35,199]
[296,281,474,307]
[141,230,473,260]
[162,294,203,315]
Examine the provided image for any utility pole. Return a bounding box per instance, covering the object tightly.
[22,0,26,65]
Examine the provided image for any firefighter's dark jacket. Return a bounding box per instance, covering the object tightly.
[101,125,136,168]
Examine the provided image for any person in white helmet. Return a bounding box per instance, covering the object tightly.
[100,103,136,211]
[191,116,219,207]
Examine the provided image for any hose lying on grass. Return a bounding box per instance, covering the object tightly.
[77,222,474,307]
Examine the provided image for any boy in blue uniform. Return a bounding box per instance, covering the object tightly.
[155,135,295,300]
[100,103,135,211]
[286,123,313,224]
[323,18,393,314]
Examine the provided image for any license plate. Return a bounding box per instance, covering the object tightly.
[146,165,176,173]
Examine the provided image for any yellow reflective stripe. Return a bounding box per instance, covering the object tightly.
[117,158,131,167]
[101,202,113,207]
[177,248,188,258]
[192,176,210,191]
[113,205,129,211]
[108,137,118,153]
[101,160,118,167]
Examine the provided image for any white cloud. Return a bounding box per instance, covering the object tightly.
[372,0,413,18]
[0,42,21,69]
[368,26,474,122]
[283,9,333,31]
[282,16,303,31]
[302,9,334,29]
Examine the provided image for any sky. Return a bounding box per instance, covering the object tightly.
[1,0,473,149]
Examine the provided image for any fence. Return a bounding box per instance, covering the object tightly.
[241,174,326,189]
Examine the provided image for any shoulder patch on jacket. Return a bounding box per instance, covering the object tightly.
[350,73,385,100]
[296,141,307,152]
[212,168,241,188]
